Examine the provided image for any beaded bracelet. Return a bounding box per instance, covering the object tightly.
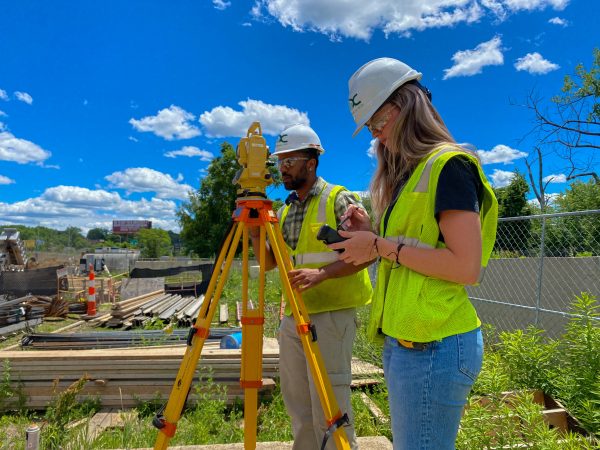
[373,237,379,257]
[396,243,405,265]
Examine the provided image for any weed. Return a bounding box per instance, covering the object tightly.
[0,360,27,412]
[43,376,100,449]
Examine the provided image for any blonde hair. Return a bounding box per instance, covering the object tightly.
[370,83,457,225]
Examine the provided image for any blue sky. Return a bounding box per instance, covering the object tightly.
[0,0,598,232]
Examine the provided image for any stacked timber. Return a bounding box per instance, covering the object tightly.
[2,338,279,409]
[104,291,203,328]
[130,294,204,327]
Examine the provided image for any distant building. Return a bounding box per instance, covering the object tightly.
[112,220,152,235]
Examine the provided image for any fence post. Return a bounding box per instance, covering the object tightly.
[534,214,547,326]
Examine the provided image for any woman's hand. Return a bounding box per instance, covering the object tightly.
[340,205,373,232]
[328,230,378,265]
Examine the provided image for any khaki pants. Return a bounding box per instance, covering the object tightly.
[279,308,358,450]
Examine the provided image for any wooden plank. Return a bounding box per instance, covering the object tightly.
[359,392,389,424]
[542,408,568,432]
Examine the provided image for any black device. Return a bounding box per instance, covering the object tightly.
[317,224,348,252]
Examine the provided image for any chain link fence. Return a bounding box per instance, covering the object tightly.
[467,209,600,338]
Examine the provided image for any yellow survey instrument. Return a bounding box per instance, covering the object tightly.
[152,122,351,450]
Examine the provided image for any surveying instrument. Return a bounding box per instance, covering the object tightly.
[152,122,351,449]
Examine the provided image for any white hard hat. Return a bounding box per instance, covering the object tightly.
[272,124,325,155]
[348,57,422,137]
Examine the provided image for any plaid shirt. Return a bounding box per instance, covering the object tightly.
[279,177,364,250]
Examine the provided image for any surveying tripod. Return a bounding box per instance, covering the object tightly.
[152,122,351,450]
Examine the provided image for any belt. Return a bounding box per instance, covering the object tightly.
[397,339,433,351]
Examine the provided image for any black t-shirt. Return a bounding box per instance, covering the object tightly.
[435,156,483,242]
[436,156,483,216]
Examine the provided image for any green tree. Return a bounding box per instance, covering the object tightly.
[547,180,600,256]
[178,143,241,257]
[493,172,533,255]
[86,227,108,241]
[136,228,172,258]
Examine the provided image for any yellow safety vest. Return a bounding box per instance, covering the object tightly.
[368,146,498,342]
[280,182,373,314]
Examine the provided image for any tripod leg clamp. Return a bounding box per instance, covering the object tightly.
[152,413,177,438]
[320,412,350,450]
[187,326,209,346]
[297,322,318,342]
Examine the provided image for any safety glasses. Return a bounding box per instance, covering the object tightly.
[366,103,397,134]
[276,157,309,170]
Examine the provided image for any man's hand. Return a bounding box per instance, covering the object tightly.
[288,268,327,292]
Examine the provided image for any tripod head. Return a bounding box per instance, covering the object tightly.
[233,122,274,198]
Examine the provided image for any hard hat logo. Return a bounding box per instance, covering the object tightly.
[272,124,325,156]
[349,94,362,109]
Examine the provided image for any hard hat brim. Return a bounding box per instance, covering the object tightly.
[271,146,325,156]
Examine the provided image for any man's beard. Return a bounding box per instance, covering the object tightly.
[283,174,308,191]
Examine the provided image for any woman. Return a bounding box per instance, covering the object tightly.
[329,58,498,449]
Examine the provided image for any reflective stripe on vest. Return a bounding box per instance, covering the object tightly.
[294,252,339,265]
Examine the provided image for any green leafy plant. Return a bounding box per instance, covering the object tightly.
[0,360,27,412]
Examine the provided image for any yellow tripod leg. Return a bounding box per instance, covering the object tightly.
[264,221,351,450]
[239,223,265,450]
[153,222,244,450]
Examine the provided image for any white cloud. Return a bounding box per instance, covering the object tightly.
[367,139,378,159]
[548,16,568,26]
[128,136,139,142]
[501,0,569,12]
[444,36,504,79]
[490,169,515,187]
[514,52,559,74]
[0,187,181,232]
[199,99,309,137]
[42,186,122,207]
[0,175,15,185]
[252,1,568,40]
[105,167,193,200]
[254,0,484,40]
[477,144,528,165]
[542,173,567,183]
[0,110,6,117]
[14,91,33,105]
[0,131,52,165]
[129,105,201,140]
[213,0,231,10]
[164,146,214,161]
[0,89,8,101]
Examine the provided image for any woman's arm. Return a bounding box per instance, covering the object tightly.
[331,209,482,285]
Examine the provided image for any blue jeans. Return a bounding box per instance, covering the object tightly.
[383,328,483,450]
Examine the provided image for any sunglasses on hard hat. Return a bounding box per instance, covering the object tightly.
[366,103,397,134]
[276,157,309,170]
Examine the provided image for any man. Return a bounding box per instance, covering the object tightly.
[249,123,372,450]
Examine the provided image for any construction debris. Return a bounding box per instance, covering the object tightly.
[0,228,27,271]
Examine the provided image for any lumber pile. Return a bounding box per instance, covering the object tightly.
[1,338,279,409]
[101,291,204,328]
